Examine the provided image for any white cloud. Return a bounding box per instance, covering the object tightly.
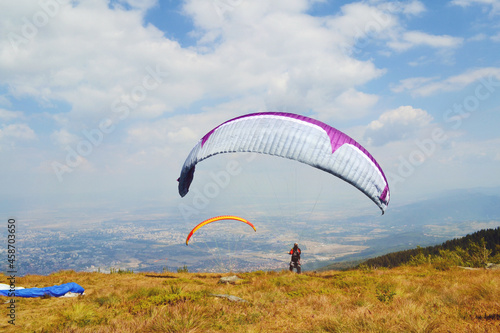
[2,0,498,214]
[127,119,197,146]
[364,106,434,146]
[1,0,411,202]
[391,67,500,96]
[324,1,409,55]
[401,0,426,15]
[451,0,498,5]
[0,0,200,123]
[0,108,23,120]
[404,31,463,48]
[0,0,446,132]
[125,99,264,148]
[317,89,379,120]
[335,89,379,111]
[123,97,270,178]
[125,113,218,153]
[0,123,36,141]
[50,128,79,148]
[325,2,460,63]
[0,0,392,130]
[328,2,399,39]
[181,0,389,120]
[184,0,311,32]
[388,31,463,51]
[451,0,500,14]
[390,76,439,93]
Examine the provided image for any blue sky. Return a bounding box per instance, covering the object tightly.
[1,0,500,224]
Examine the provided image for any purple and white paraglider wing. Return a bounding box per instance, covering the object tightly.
[178,112,390,213]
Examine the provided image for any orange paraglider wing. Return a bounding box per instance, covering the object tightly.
[186,215,256,245]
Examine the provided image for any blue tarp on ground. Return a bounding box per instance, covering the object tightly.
[0,282,84,298]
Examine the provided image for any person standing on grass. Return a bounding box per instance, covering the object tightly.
[288,243,302,273]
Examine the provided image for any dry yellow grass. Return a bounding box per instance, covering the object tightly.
[1,266,499,332]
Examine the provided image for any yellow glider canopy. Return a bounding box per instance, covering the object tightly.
[186,216,256,245]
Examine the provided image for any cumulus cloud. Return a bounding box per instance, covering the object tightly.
[0,0,394,130]
[335,89,378,111]
[364,106,433,146]
[3,0,496,211]
[401,0,426,15]
[315,89,379,120]
[0,0,454,133]
[181,0,391,120]
[1,0,200,124]
[320,1,461,58]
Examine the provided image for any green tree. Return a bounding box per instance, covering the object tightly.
[467,238,491,267]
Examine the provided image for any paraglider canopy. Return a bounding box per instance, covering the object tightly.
[178,112,390,214]
[186,215,256,245]
[0,282,84,298]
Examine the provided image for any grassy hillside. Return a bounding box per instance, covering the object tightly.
[1,266,499,332]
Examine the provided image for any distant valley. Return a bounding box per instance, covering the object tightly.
[4,188,500,275]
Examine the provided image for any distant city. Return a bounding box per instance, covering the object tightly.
[4,189,500,276]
